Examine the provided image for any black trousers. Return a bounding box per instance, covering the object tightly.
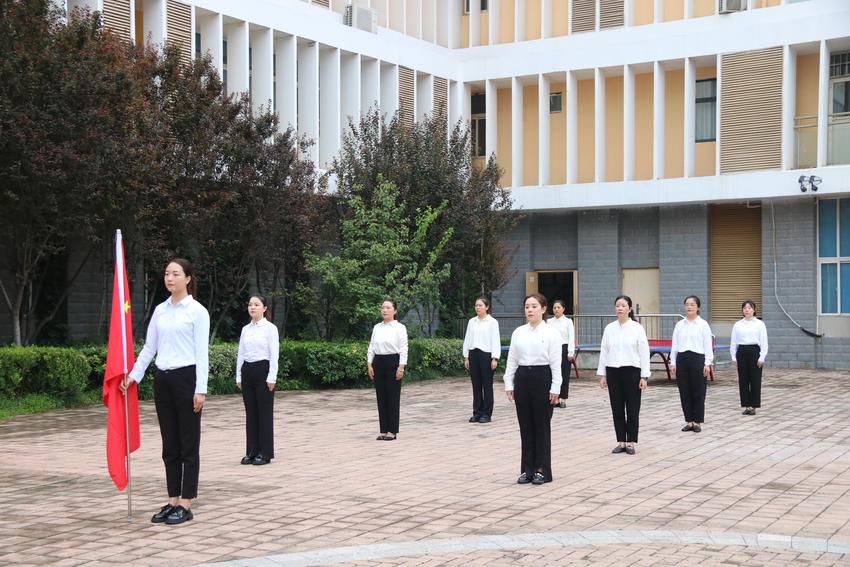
[241,360,275,458]
[559,344,571,399]
[154,365,201,499]
[676,351,707,423]
[736,344,762,408]
[469,348,495,418]
[514,365,554,481]
[606,366,642,443]
[373,354,401,433]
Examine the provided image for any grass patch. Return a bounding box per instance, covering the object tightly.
[0,390,102,421]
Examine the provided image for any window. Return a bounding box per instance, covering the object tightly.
[470,93,486,158]
[195,32,201,56]
[695,79,717,143]
[818,199,850,314]
[549,92,562,113]
[463,0,488,14]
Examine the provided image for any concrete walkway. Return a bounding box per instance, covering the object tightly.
[0,367,849,566]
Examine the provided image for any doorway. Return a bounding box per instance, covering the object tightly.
[527,270,577,315]
[621,268,660,315]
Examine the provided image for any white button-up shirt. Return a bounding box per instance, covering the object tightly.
[236,318,280,384]
[671,316,714,366]
[548,315,576,358]
[367,320,409,365]
[462,315,502,359]
[597,319,651,378]
[730,317,769,363]
[129,295,210,394]
[503,321,563,395]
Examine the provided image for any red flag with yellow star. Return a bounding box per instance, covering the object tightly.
[103,229,140,491]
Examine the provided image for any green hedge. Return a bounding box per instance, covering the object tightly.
[0,338,466,403]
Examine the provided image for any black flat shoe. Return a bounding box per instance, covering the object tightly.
[477,416,491,423]
[742,409,750,415]
[750,409,756,415]
[150,504,174,524]
[240,454,256,465]
[469,416,479,423]
[517,472,532,485]
[625,446,636,455]
[693,424,702,433]
[376,435,387,440]
[383,435,396,440]
[531,472,546,485]
[253,454,271,465]
[558,400,566,408]
[682,424,694,432]
[164,505,193,525]
[612,445,626,454]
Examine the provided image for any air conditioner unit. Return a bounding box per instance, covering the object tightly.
[718,0,745,13]
[344,5,378,34]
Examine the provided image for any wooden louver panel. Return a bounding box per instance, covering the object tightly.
[571,0,595,33]
[433,76,447,121]
[166,0,192,66]
[399,66,415,129]
[709,205,763,321]
[312,0,330,7]
[720,47,783,174]
[101,0,132,42]
[600,0,624,29]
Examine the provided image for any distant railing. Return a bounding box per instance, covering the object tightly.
[490,313,685,345]
[795,114,817,169]
[828,112,850,166]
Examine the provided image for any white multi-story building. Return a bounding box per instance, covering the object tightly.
[58,0,850,367]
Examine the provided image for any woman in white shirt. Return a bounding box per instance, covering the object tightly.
[670,295,713,433]
[236,295,280,465]
[730,300,768,416]
[597,295,650,455]
[367,299,409,441]
[123,258,209,525]
[549,299,576,409]
[504,293,562,485]
[462,297,501,424]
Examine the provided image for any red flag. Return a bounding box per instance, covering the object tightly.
[103,229,140,491]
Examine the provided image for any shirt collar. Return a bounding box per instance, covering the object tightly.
[166,294,194,308]
[249,318,267,327]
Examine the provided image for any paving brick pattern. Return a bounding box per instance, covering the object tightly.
[0,367,849,566]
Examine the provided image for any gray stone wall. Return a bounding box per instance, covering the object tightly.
[659,205,710,319]
[577,209,620,314]
[619,208,659,269]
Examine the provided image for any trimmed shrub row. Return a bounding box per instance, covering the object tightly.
[0,339,465,402]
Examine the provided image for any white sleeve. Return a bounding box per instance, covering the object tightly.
[703,321,714,366]
[266,324,279,383]
[548,330,563,395]
[462,319,473,358]
[193,307,210,395]
[129,307,159,383]
[729,322,739,361]
[503,332,519,390]
[235,327,246,383]
[758,321,768,363]
[638,325,651,378]
[596,326,609,376]
[398,325,408,366]
[567,318,575,358]
[670,323,680,367]
[367,326,376,363]
[491,319,502,360]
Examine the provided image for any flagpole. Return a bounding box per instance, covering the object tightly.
[116,229,133,523]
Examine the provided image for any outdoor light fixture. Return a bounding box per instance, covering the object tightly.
[810,175,822,192]
[798,175,821,193]
[798,175,809,192]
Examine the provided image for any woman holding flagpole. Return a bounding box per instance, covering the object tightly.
[123,258,209,525]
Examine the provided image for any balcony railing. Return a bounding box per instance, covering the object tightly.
[828,112,850,166]
[795,115,817,169]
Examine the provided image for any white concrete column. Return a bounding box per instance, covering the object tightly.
[624,64,635,181]
[142,0,165,47]
[361,56,380,115]
[489,0,500,44]
[653,0,662,23]
[624,0,633,26]
[485,80,498,159]
[567,70,579,184]
[449,80,461,131]
[275,34,297,131]
[715,54,721,175]
[511,76,524,187]
[225,21,249,98]
[594,68,605,182]
[684,0,693,19]
[470,0,481,47]
[539,74,550,185]
[683,57,696,177]
[341,51,361,128]
[514,0,525,42]
[461,82,472,126]
[130,0,137,44]
[447,0,460,48]
[653,61,666,179]
[199,12,223,72]
[594,0,600,31]
[541,0,552,39]
[417,73,434,121]
[250,28,274,114]
[380,62,399,118]
[188,4,194,60]
[319,46,340,168]
[781,45,797,170]
[298,41,319,164]
[816,39,829,167]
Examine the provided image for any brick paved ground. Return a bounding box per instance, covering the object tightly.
[0,367,849,566]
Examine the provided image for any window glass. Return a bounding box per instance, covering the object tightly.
[550,93,562,113]
[841,199,850,256]
[819,199,837,257]
[833,80,850,114]
[822,263,838,313]
[842,263,850,314]
[695,79,716,142]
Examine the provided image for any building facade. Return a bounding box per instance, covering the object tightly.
[46,0,850,367]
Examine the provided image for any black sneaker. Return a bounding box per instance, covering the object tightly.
[164,505,193,525]
[517,472,532,485]
[611,445,626,454]
[150,504,174,524]
[531,472,546,485]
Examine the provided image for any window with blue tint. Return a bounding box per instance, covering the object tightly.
[822,263,838,313]
[842,263,850,313]
[841,199,850,256]
[819,200,837,257]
